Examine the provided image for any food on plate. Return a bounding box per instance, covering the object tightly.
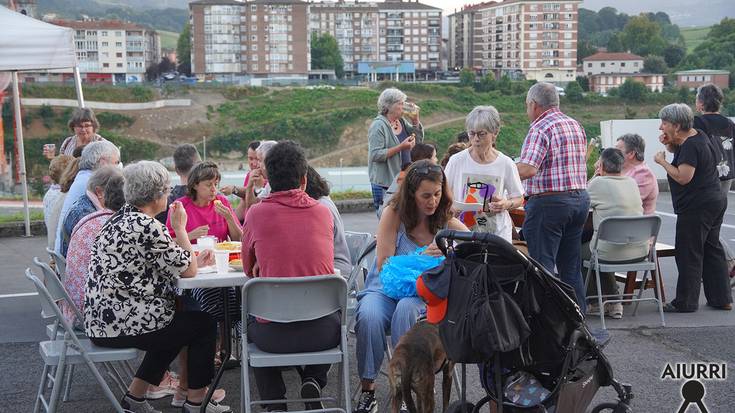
[214,241,241,251]
[229,258,244,271]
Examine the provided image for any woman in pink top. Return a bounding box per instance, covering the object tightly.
[241,141,336,411]
[166,161,241,242]
[616,133,659,215]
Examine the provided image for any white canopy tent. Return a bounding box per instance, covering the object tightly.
[0,5,84,236]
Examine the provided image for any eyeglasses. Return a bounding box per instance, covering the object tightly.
[74,123,94,129]
[467,130,490,138]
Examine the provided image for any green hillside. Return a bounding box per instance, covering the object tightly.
[159,30,180,50]
[681,26,711,52]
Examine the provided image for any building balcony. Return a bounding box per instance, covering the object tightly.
[126,45,145,52]
[126,36,145,42]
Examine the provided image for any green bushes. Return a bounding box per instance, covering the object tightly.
[22,84,159,103]
[221,86,267,100]
[95,112,135,129]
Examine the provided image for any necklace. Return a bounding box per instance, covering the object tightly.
[391,119,401,132]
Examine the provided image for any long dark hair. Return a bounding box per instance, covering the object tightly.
[305,166,330,200]
[392,159,453,235]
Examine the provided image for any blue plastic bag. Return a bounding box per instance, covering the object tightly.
[379,247,445,300]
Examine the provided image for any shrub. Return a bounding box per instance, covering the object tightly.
[618,79,648,101]
[96,112,135,129]
[564,81,584,103]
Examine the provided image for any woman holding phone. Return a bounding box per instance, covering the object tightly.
[444,105,524,242]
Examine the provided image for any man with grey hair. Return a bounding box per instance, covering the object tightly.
[242,140,278,210]
[615,133,658,214]
[584,148,645,320]
[517,82,590,312]
[55,140,121,255]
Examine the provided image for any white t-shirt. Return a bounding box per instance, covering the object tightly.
[444,148,524,242]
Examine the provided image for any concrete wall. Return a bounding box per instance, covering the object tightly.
[600,117,735,181]
[21,98,191,110]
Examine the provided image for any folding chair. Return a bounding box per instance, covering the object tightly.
[240,275,350,413]
[45,247,66,281]
[584,215,665,330]
[344,231,373,266]
[26,269,139,413]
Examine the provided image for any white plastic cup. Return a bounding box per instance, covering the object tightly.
[214,251,230,274]
[197,236,216,251]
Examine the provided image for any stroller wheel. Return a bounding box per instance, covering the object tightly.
[590,402,633,413]
[446,401,475,413]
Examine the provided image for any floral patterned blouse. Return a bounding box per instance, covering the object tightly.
[84,204,192,338]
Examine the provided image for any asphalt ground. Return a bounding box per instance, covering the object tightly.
[1,191,734,412]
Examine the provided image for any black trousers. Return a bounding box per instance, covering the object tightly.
[91,311,217,389]
[673,199,733,311]
[249,312,341,408]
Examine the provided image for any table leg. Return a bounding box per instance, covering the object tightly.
[624,271,637,300]
[201,287,231,413]
[654,257,666,303]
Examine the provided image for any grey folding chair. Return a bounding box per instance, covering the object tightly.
[240,275,350,413]
[344,231,373,266]
[583,215,665,330]
[45,247,66,281]
[26,269,138,413]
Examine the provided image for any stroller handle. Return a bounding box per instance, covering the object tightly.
[435,229,519,257]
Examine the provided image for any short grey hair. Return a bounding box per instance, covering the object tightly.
[377,87,407,116]
[526,82,559,109]
[465,105,501,135]
[86,166,122,193]
[256,140,278,160]
[600,148,624,174]
[79,141,120,170]
[696,83,724,113]
[616,133,645,162]
[659,103,693,131]
[123,161,170,207]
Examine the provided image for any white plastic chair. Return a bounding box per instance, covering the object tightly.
[240,275,350,413]
[26,268,139,413]
[583,215,665,330]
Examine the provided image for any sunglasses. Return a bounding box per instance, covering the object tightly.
[411,164,443,175]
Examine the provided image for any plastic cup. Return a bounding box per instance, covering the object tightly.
[197,236,216,251]
[214,251,230,274]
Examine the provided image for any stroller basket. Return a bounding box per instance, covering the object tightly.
[425,230,633,413]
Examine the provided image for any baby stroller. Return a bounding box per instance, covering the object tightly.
[418,230,633,413]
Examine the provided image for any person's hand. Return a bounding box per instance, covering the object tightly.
[213,199,233,221]
[421,243,444,257]
[401,134,416,151]
[196,249,214,267]
[654,151,667,165]
[252,261,260,277]
[169,201,188,233]
[42,144,56,160]
[220,185,235,196]
[594,159,602,176]
[487,199,510,214]
[248,168,264,189]
[187,225,209,240]
[658,133,671,145]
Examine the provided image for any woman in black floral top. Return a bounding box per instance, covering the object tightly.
[84,160,231,413]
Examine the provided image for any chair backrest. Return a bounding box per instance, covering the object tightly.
[346,237,376,292]
[344,231,373,265]
[243,275,347,325]
[25,268,85,347]
[596,215,662,248]
[32,257,84,324]
[46,247,67,280]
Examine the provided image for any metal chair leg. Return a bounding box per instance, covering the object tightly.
[33,364,50,413]
[62,364,74,401]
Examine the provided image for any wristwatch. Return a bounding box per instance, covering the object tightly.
[233,186,240,197]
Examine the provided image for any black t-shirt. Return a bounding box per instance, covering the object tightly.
[155,184,188,224]
[669,131,723,214]
[694,114,735,181]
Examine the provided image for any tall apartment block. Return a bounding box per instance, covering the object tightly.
[190,0,441,83]
[448,0,581,83]
[24,19,160,84]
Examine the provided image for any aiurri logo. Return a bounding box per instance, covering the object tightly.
[660,362,727,413]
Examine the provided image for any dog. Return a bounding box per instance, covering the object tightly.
[388,320,454,413]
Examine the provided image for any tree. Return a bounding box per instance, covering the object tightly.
[606,33,624,52]
[643,55,668,73]
[621,15,667,56]
[497,75,512,95]
[459,68,475,87]
[619,78,648,101]
[310,33,345,79]
[145,63,159,82]
[176,23,192,76]
[577,40,597,63]
[576,76,590,92]
[564,81,584,102]
[476,73,496,92]
[158,57,176,74]
[663,45,686,68]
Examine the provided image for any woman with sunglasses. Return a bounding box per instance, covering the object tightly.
[353,160,467,413]
[444,105,524,242]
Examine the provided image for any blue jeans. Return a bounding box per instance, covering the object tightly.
[354,291,425,380]
[370,184,387,212]
[522,190,590,314]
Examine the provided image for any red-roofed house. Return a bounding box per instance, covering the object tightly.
[582,52,644,76]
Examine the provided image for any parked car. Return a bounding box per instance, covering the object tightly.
[162,72,177,81]
[555,86,566,96]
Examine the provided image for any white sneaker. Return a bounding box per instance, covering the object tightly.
[172,388,226,408]
[607,303,624,319]
[587,303,601,316]
[182,400,232,413]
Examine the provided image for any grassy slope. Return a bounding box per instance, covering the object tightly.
[681,26,711,52]
[159,30,180,50]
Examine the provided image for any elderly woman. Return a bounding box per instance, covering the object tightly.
[583,148,645,319]
[368,88,424,211]
[43,155,74,252]
[43,108,107,159]
[84,161,231,413]
[353,160,467,413]
[444,106,524,242]
[694,83,735,195]
[615,133,658,215]
[654,103,733,312]
[59,166,122,256]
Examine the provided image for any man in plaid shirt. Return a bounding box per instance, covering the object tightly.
[517,82,590,313]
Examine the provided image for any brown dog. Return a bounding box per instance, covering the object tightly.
[388,320,454,413]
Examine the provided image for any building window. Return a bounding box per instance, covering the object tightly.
[634,62,639,67]
[101,31,108,36]
[601,62,605,67]
[116,42,122,47]
[115,31,122,37]
[621,62,626,67]
[116,52,122,58]
[103,63,109,68]
[102,41,109,47]
[116,63,123,68]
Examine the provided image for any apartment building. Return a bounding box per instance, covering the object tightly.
[589,73,664,94]
[582,52,643,76]
[30,19,161,84]
[449,0,581,83]
[190,0,441,82]
[675,69,730,91]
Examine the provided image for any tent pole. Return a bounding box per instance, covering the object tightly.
[11,71,31,237]
[73,67,85,108]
